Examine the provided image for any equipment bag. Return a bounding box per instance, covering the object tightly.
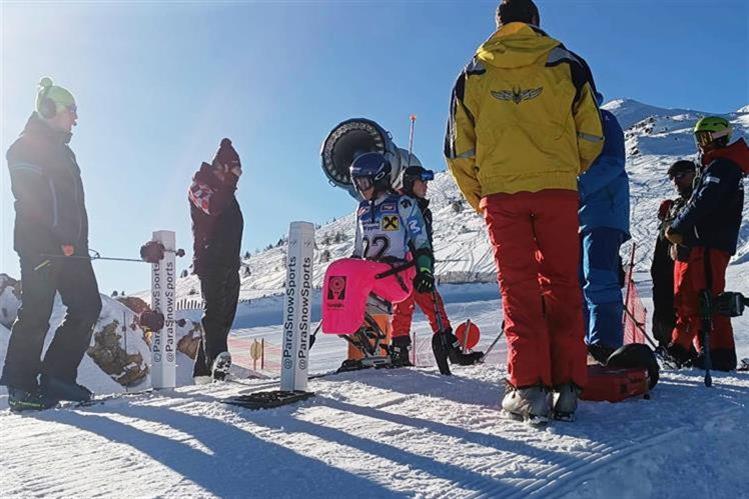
[580,343,659,402]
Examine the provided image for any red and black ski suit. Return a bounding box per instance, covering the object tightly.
[391,198,451,337]
[668,139,748,371]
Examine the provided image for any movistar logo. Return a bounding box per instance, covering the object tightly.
[491,87,543,104]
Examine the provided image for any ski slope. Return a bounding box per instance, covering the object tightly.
[2,271,749,497]
[1,98,748,497]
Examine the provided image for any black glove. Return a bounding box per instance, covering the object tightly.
[413,269,434,293]
[140,241,165,263]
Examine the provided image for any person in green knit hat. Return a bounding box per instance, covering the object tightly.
[1,77,102,411]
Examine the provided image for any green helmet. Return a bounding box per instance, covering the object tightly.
[693,116,731,148]
[35,77,76,119]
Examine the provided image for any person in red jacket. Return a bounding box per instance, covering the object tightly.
[665,117,747,371]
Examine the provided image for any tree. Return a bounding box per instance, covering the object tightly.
[111,290,118,297]
[244,251,251,259]
[320,249,332,263]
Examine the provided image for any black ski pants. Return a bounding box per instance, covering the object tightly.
[1,255,101,392]
[194,266,240,377]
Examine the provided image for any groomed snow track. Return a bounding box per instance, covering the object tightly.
[2,364,747,498]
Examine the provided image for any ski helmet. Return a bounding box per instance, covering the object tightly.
[35,77,76,119]
[350,152,392,195]
[694,116,731,148]
[401,165,435,196]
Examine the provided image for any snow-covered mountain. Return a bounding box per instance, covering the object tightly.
[168,99,749,304]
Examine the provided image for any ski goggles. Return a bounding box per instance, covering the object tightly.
[695,129,729,148]
[353,176,374,192]
[403,167,434,182]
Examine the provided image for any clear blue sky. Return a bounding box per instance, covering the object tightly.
[2,0,747,294]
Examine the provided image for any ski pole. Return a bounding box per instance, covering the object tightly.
[699,289,713,387]
[42,254,146,263]
[309,322,322,349]
[479,321,505,363]
[41,247,185,264]
[622,306,659,349]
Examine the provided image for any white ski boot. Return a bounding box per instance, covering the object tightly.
[211,352,232,382]
[552,383,581,422]
[501,383,551,425]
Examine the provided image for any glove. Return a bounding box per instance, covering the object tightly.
[658,199,674,221]
[140,241,165,263]
[664,227,683,245]
[413,268,435,293]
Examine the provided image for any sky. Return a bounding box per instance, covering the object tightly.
[1,0,747,294]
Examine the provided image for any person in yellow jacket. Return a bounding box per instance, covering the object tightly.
[444,0,604,424]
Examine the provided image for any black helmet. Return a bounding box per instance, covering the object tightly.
[350,152,392,195]
[667,160,696,179]
[401,165,435,196]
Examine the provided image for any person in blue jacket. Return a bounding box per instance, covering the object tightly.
[578,93,630,364]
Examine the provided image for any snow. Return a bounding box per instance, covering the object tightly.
[2,97,749,497]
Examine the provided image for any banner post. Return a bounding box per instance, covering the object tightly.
[280,221,315,392]
[150,230,177,389]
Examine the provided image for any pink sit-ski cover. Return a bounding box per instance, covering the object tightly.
[322,258,414,335]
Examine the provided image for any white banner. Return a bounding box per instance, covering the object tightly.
[150,230,177,389]
[280,221,315,392]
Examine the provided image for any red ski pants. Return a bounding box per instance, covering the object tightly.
[671,247,735,351]
[391,288,451,338]
[482,190,587,388]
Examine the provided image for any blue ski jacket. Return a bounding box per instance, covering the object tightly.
[578,109,630,238]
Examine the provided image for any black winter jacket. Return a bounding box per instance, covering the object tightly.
[670,140,748,255]
[7,114,89,261]
[189,163,243,276]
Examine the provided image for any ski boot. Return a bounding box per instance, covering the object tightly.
[665,342,696,368]
[445,329,483,366]
[8,386,58,413]
[41,375,92,403]
[552,383,581,422]
[389,335,413,368]
[211,352,232,381]
[501,382,551,425]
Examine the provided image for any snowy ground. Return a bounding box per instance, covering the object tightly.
[1,99,747,497]
[1,364,747,497]
[1,270,748,498]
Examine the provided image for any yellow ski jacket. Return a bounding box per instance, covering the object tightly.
[444,23,604,212]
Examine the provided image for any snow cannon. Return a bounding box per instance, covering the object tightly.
[320,118,422,201]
